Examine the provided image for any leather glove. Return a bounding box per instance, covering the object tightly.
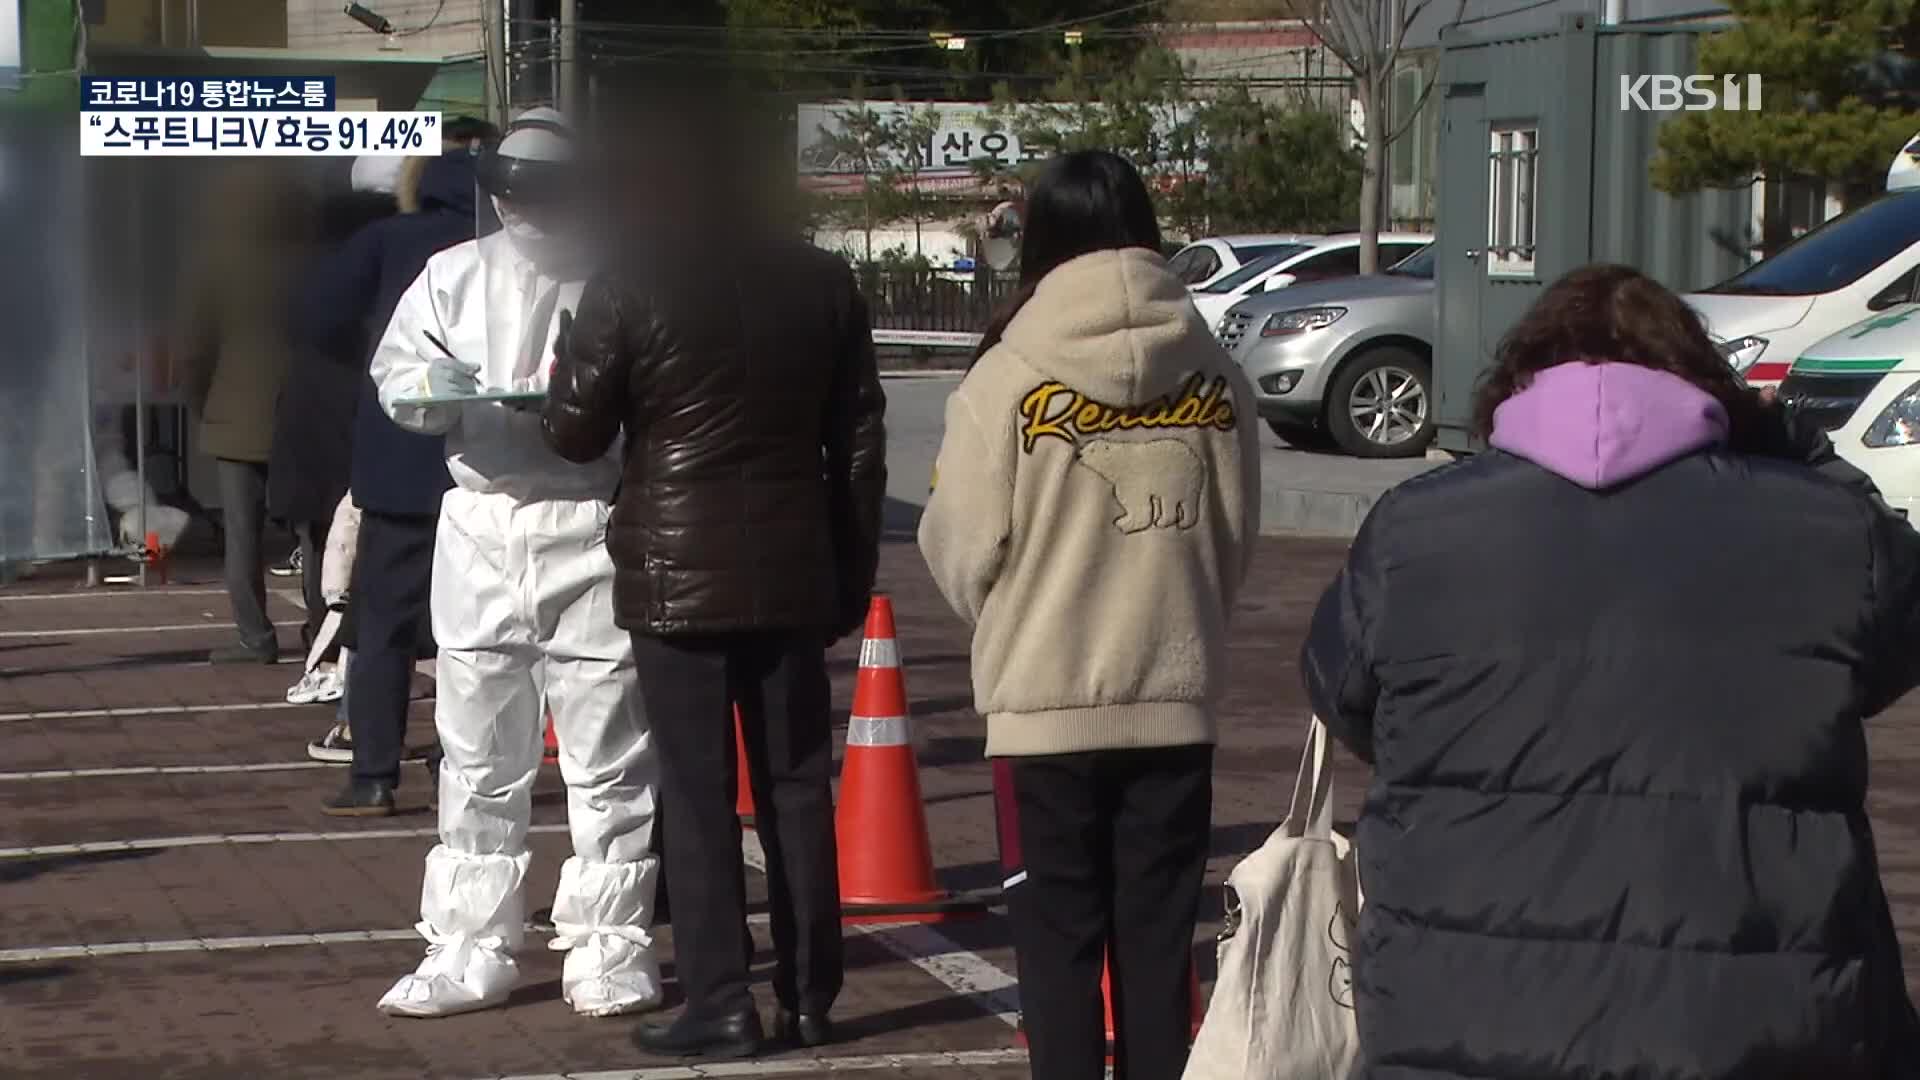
[420,354,482,399]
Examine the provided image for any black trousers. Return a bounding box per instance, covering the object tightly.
[294,516,330,653]
[631,630,843,1019]
[1005,746,1213,1080]
[345,510,436,786]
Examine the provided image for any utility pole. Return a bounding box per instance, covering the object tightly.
[559,0,577,114]
[484,0,508,125]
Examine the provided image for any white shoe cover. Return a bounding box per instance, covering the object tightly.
[553,932,664,1017]
[550,856,664,1018]
[378,927,520,1018]
[378,845,529,1019]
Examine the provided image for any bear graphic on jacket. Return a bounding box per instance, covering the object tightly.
[1074,437,1205,533]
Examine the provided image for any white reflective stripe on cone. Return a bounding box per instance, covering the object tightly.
[846,715,909,747]
[859,636,901,669]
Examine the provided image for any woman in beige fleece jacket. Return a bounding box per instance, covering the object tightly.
[918,151,1260,1080]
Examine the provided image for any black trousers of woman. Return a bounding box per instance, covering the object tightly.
[1004,745,1213,1080]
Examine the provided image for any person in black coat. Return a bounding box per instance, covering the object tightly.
[1302,263,1920,1079]
[270,179,401,689]
[307,143,491,814]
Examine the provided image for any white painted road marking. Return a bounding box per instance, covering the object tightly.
[0,823,572,860]
[745,829,1020,1028]
[477,1050,1030,1080]
[0,619,304,639]
[0,929,428,963]
[0,761,332,781]
[0,914,777,965]
[0,701,311,723]
[0,587,233,601]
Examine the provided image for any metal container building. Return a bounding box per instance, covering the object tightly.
[1432,13,1754,450]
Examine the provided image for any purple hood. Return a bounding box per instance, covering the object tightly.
[1489,362,1729,489]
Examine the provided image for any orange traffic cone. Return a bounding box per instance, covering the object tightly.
[543,707,558,762]
[144,530,168,585]
[835,595,986,924]
[735,706,756,825]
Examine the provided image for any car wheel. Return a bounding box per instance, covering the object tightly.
[1326,347,1435,459]
[1266,419,1335,450]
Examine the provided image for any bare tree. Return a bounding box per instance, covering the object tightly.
[1301,0,1463,272]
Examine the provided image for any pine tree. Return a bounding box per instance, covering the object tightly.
[1651,0,1920,217]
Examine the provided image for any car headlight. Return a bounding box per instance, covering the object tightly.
[1261,307,1347,337]
[1864,378,1920,448]
[1715,335,1768,372]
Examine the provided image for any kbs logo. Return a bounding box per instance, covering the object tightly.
[1619,74,1762,111]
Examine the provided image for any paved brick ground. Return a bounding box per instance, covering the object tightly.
[7,536,1920,1078]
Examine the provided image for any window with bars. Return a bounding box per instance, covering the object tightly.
[1486,126,1538,277]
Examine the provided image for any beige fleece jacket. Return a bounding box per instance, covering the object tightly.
[918,247,1261,757]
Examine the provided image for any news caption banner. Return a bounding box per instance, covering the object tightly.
[79,76,441,157]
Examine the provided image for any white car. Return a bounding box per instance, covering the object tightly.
[1797,303,1920,523]
[1168,234,1325,289]
[1685,189,1920,387]
[1190,233,1433,330]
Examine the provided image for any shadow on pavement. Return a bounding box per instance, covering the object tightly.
[0,846,159,885]
[1,648,233,679]
[0,964,74,987]
[918,734,987,768]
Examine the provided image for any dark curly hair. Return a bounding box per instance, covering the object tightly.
[1472,263,1769,444]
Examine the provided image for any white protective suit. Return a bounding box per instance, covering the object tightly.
[368,116,660,1020]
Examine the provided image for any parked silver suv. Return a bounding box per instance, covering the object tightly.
[1215,244,1435,458]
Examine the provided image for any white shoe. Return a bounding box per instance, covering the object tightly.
[313,668,345,703]
[554,932,664,1018]
[377,929,518,1019]
[286,667,343,705]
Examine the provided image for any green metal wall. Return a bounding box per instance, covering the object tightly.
[1432,15,1754,449]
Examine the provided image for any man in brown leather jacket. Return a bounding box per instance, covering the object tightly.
[542,105,886,1059]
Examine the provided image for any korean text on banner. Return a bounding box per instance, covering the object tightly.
[81,112,443,157]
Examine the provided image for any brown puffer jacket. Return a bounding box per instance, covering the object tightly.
[542,240,887,639]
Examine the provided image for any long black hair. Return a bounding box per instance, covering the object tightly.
[970,150,1163,367]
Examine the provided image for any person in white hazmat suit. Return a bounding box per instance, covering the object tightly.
[368,108,662,1020]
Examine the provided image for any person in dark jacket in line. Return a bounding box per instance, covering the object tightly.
[307,136,492,814]
[542,99,886,1059]
[1302,263,1920,1079]
[271,161,403,704]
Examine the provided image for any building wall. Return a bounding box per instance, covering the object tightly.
[284,0,481,58]
[86,0,289,49]
[1162,21,1350,113]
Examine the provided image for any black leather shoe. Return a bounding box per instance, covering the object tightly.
[320,777,395,817]
[633,1008,763,1059]
[777,1010,834,1049]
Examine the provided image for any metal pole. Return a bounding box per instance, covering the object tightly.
[1602,0,1627,25]
[559,0,577,114]
[548,17,559,109]
[485,0,507,125]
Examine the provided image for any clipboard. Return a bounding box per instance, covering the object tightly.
[390,388,546,407]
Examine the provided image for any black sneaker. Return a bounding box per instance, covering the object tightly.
[306,722,353,764]
[269,547,302,578]
[321,777,395,818]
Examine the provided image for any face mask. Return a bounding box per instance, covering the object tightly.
[493,196,574,270]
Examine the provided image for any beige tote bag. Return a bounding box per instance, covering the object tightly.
[1183,716,1362,1080]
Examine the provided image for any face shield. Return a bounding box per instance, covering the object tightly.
[468,108,591,394]
[476,109,584,274]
